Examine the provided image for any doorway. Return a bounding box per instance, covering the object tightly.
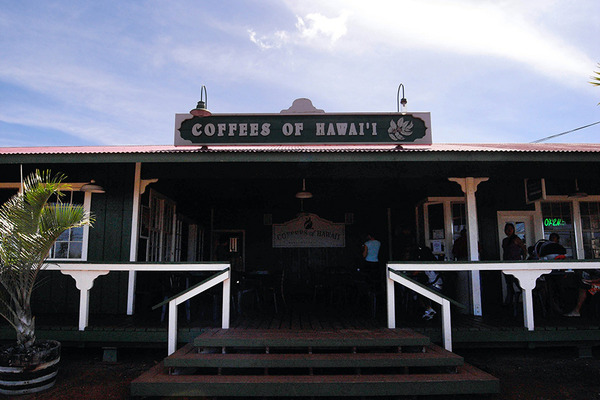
[497,211,536,259]
[497,211,536,306]
[212,229,245,272]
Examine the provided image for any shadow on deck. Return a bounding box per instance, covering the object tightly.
[2,300,599,355]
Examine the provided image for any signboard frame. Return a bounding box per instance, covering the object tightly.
[524,178,546,204]
[175,112,432,146]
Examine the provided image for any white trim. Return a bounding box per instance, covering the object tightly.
[449,178,488,316]
[127,163,142,315]
[572,200,585,259]
[81,192,91,261]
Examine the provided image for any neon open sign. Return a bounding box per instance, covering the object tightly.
[544,218,565,227]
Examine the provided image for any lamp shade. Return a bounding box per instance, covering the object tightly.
[295,179,312,199]
[80,180,105,193]
[295,191,313,199]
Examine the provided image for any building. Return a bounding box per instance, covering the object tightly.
[1,98,600,345]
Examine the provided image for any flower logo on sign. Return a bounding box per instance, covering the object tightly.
[388,118,414,141]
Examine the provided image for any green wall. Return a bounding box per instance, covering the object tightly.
[32,163,135,315]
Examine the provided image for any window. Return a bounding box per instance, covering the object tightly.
[48,190,90,261]
[146,189,177,262]
[541,202,574,258]
[50,226,84,259]
[579,202,600,260]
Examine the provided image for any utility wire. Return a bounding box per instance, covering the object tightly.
[530,120,600,143]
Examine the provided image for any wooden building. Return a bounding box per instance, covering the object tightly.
[1,98,600,396]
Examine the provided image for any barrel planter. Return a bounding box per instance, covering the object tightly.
[0,340,60,395]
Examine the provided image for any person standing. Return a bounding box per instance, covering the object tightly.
[362,233,382,305]
[502,223,527,261]
[363,233,381,266]
[501,223,527,307]
[452,228,469,261]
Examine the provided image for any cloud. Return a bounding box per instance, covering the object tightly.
[248,29,289,50]
[248,11,349,50]
[262,1,595,88]
[295,12,348,43]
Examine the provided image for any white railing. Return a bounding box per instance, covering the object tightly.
[152,269,231,354]
[386,260,600,351]
[46,262,231,354]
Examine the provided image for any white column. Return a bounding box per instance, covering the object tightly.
[449,177,488,316]
[60,270,110,330]
[441,299,452,352]
[127,162,142,315]
[168,301,178,355]
[222,273,231,329]
[504,269,551,330]
[386,267,396,328]
[572,200,585,259]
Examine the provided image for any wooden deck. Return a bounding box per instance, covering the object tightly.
[2,304,600,352]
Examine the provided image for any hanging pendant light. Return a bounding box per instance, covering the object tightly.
[295,179,313,199]
[80,180,105,193]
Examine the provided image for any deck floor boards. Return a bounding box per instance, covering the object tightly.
[2,304,600,348]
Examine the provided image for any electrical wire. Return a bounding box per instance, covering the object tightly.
[530,121,600,143]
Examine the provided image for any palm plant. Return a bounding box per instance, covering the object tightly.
[0,170,93,350]
[591,63,600,87]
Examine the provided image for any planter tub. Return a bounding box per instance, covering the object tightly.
[0,340,60,395]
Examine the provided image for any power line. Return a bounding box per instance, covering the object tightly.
[530,121,600,143]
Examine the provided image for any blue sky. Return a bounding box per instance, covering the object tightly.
[0,0,598,147]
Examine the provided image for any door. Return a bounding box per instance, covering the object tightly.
[497,211,536,304]
[212,230,245,272]
[497,212,536,260]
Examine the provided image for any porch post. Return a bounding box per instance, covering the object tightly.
[127,162,142,315]
[60,270,110,330]
[222,272,231,329]
[449,177,488,316]
[386,267,396,328]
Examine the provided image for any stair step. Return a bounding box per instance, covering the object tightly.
[194,328,430,349]
[164,343,463,369]
[131,361,500,397]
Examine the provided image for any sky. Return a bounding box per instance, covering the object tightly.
[0,0,599,147]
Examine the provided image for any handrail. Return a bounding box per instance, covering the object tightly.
[386,260,600,350]
[46,262,231,355]
[387,269,464,351]
[152,269,230,310]
[389,270,465,309]
[152,268,231,355]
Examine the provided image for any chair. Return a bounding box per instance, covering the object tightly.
[232,271,260,315]
[261,270,286,314]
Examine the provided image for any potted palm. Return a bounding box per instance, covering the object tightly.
[0,170,93,395]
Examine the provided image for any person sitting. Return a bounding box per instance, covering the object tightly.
[414,246,443,320]
[564,269,600,317]
[534,234,568,316]
[538,233,567,260]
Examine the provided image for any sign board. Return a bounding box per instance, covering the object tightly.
[272,213,345,248]
[524,178,546,204]
[175,112,432,146]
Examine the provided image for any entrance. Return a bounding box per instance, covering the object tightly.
[497,211,536,305]
[212,229,245,272]
[497,211,536,259]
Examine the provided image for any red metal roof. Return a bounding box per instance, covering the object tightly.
[2,143,600,155]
